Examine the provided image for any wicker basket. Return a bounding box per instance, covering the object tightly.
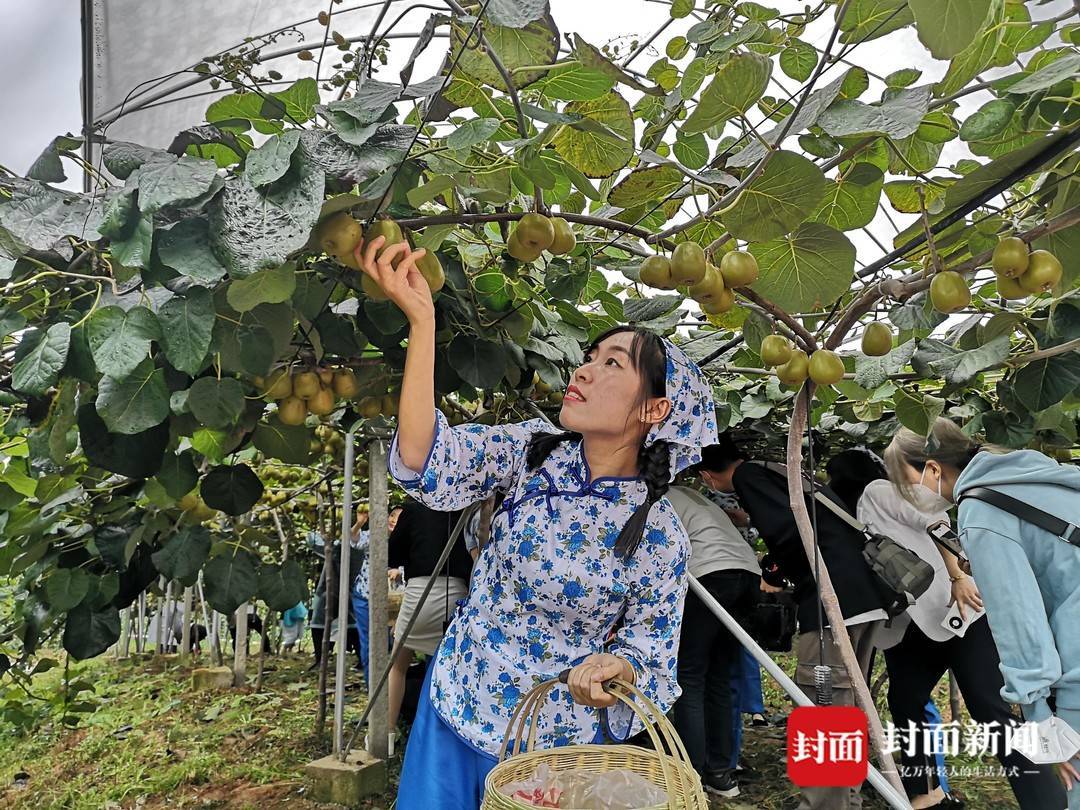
[482,675,707,810]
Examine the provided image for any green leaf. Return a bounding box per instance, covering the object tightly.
[47,568,90,612]
[780,39,817,81]
[682,52,773,135]
[671,0,694,17]
[102,141,169,180]
[192,428,229,464]
[12,323,71,396]
[157,218,228,283]
[151,526,212,587]
[982,410,1035,447]
[609,166,685,210]
[448,335,507,389]
[209,157,324,278]
[252,418,315,465]
[134,154,219,214]
[95,358,170,435]
[1011,352,1080,412]
[943,130,1072,213]
[885,68,923,89]
[894,389,946,435]
[934,0,1006,97]
[156,450,199,499]
[720,151,826,241]
[571,35,660,97]
[86,306,160,378]
[551,91,634,178]
[187,377,245,430]
[912,336,1010,385]
[908,0,993,59]
[157,286,215,376]
[810,163,883,231]
[882,179,949,214]
[78,403,168,478]
[838,0,914,45]
[958,99,1016,141]
[818,86,932,140]
[203,550,259,615]
[266,78,319,124]
[453,15,558,90]
[200,464,263,515]
[110,215,153,269]
[244,130,301,187]
[539,64,615,101]
[447,117,501,150]
[63,604,120,660]
[673,133,709,170]
[748,222,856,313]
[258,560,310,612]
[226,263,296,313]
[624,295,684,323]
[854,340,916,389]
[28,135,82,183]
[1006,52,1080,94]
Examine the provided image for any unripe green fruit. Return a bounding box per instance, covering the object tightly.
[808,349,845,386]
[760,335,793,367]
[930,271,971,314]
[861,322,893,357]
[991,236,1029,279]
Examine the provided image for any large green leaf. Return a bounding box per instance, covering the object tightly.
[151,526,212,586]
[200,464,264,515]
[748,222,855,313]
[133,154,219,214]
[624,295,684,323]
[252,418,315,464]
[911,336,1010,385]
[810,163,883,231]
[538,64,614,101]
[187,377,245,430]
[894,389,946,435]
[77,403,168,478]
[46,568,90,612]
[12,323,71,396]
[244,130,301,187]
[226,262,297,313]
[86,305,160,378]
[682,52,772,135]
[299,126,414,187]
[908,0,993,59]
[157,286,215,375]
[0,184,105,254]
[780,39,817,82]
[1011,353,1080,413]
[1006,52,1080,95]
[551,92,634,179]
[203,550,259,615]
[156,450,199,499]
[958,99,1016,142]
[854,339,916,389]
[838,0,914,45]
[609,166,685,210]
[570,35,660,97]
[157,218,228,283]
[209,157,324,278]
[257,560,309,612]
[448,335,508,389]
[63,604,121,660]
[934,0,1006,97]
[452,14,558,89]
[818,86,931,140]
[720,151,826,241]
[95,358,170,435]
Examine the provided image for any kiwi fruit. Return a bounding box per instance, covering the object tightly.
[315,212,363,270]
[760,335,793,367]
[262,368,293,400]
[930,271,971,314]
[516,212,555,251]
[808,349,845,386]
[861,322,893,357]
[416,251,445,293]
[719,250,760,288]
[701,287,735,315]
[991,236,1029,279]
[688,263,724,302]
[1018,250,1063,294]
[306,386,336,416]
[507,231,542,263]
[332,369,361,399]
[776,350,810,386]
[639,255,676,290]
[292,371,322,400]
[361,272,390,301]
[996,274,1029,300]
[548,217,576,255]
[670,242,707,285]
[278,396,308,426]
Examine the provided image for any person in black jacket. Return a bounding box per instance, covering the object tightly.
[386,499,473,732]
[697,437,892,810]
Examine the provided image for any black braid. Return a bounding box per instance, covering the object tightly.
[526,431,580,471]
[613,439,671,559]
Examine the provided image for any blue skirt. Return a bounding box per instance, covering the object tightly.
[396,661,498,810]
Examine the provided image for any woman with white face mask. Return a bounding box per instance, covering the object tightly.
[886,418,1080,808]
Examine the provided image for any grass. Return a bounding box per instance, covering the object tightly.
[0,644,1023,809]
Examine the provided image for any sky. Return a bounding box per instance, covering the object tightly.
[0,0,1070,277]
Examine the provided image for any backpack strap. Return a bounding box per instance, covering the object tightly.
[959,486,1080,549]
[751,460,868,535]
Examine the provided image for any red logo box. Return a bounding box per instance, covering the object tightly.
[787,706,869,787]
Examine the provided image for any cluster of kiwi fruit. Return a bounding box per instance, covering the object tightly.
[990,236,1063,300]
[506,213,576,262]
[315,212,446,299]
[759,335,847,387]
[311,424,346,459]
[530,372,564,406]
[177,488,219,523]
[639,246,759,315]
[256,365,361,425]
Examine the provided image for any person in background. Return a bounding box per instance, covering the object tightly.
[667,484,760,798]
[308,528,364,671]
[698,436,892,810]
[281,601,308,654]
[385,499,472,735]
[348,507,373,685]
[886,419,1078,808]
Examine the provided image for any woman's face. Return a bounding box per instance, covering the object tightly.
[559,331,670,439]
[388,508,402,532]
[902,459,957,502]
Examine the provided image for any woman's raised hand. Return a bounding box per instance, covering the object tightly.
[354,236,434,326]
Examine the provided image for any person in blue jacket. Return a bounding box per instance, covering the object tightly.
[886,418,1079,808]
[353,236,718,809]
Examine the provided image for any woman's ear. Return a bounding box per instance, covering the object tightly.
[641,397,672,426]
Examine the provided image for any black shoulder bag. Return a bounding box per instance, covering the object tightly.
[958,486,1080,549]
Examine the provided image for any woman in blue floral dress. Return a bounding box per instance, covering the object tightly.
[355,237,718,808]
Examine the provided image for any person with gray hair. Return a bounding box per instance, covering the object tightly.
[885,418,1079,807]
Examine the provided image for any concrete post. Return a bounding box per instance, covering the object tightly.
[366,439,390,762]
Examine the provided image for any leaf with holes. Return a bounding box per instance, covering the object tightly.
[682,52,772,135]
[748,222,855,313]
[86,306,160,379]
[258,560,310,612]
[157,286,215,376]
[203,550,260,615]
[810,163,883,232]
[12,323,70,396]
[200,464,264,515]
[151,526,212,587]
[551,92,634,178]
[95,359,170,435]
[721,151,826,242]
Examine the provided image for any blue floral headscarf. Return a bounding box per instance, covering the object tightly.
[646,338,718,480]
